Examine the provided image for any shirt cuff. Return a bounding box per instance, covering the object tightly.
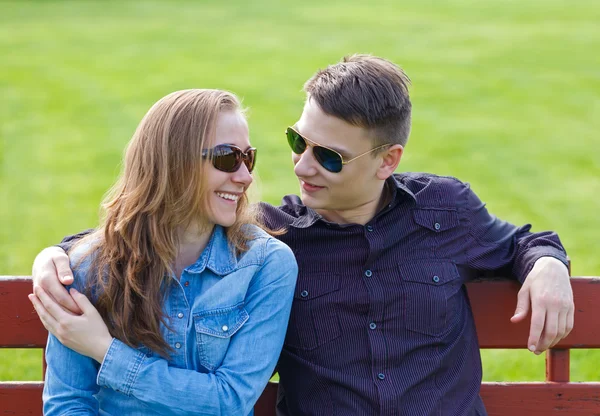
[514,247,569,284]
[96,338,147,395]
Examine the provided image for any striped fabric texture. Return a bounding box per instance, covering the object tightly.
[263,173,567,416]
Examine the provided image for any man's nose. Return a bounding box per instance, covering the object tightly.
[293,148,319,178]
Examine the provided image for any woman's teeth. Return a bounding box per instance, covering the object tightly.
[216,192,240,201]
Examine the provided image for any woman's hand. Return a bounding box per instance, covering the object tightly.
[29,286,113,363]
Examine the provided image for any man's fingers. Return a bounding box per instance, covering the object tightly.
[537,311,558,353]
[39,271,82,314]
[33,286,74,321]
[550,312,568,348]
[527,306,545,353]
[565,307,575,339]
[511,286,531,323]
[52,252,74,285]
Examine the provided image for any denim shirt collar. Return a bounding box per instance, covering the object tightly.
[184,225,237,276]
[289,175,417,229]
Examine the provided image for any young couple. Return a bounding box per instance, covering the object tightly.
[31,55,574,416]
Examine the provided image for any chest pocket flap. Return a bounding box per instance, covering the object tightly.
[412,208,460,232]
[293,272,340,300]
[399,260,459,285]
[194,304,249,338]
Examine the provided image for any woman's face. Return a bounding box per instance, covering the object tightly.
[204,110,253,228]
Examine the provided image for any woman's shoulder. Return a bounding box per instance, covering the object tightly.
[239,225,296,268]
[67,237,102,292]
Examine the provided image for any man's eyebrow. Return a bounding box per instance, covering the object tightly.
[293,125,351,157]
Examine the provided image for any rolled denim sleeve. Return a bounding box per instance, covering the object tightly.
[43,333,101,415]
[462,182,568,283]
[96,238,298,415]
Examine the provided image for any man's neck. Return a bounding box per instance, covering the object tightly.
[316,183,391,226]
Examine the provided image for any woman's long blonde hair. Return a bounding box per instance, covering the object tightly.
[79,89,260,357]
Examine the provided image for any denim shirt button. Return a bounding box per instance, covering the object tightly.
[300,290,309,298]
[433,275,440,283]
[378,373,385,380]
[177,312,184,319]
[222,325,229,332]
[365,270,373,278]
[434,222,441,230]
[175,342,181,349]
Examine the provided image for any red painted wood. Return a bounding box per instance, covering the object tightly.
[3,275,600,415]
[480,382,600,415]
[254,382,277,416]
[546,349,570,382]
[468,277,600,348]
[0,277,47,348]
[0,382,43,415]
[3,276,598,349]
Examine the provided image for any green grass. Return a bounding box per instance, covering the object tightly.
[1,0,599,382]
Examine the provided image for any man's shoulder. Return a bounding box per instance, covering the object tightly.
[257,196,305,229]
[394,172,470,207]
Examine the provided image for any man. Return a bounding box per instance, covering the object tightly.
[32,55,573,415]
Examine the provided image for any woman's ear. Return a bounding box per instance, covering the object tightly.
[376,144,404,180]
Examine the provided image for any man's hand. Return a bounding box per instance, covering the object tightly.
[29,286,113,363]
[511,257,574,354]
[32,246,82,314]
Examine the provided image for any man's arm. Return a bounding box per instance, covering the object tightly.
[31,229,94,313]
[460,181,573,354]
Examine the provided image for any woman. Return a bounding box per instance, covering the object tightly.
[28,89,298,415]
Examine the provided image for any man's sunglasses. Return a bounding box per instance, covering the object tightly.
[202,144,257,173]
[286,127,389,173]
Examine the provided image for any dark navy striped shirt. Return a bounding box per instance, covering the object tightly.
[261,173,568,416]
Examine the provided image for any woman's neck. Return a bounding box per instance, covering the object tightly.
[173,224,214,279]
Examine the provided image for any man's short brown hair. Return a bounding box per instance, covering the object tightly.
[304,54,411,147]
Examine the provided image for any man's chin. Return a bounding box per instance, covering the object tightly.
[299,192,324,209]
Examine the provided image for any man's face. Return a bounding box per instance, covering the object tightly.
[292,99,385,217]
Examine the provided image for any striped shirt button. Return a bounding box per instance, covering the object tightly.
[377,373,385,380]
[300,290,309,298]
[365,270,372,277]
[434,222,441,230]
[366,225,373,232]
[433,275,440,283]
[369,322,377,330]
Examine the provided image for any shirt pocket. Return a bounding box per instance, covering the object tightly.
[284,272,341,351]
[412,208,460,232]
[193,303,249,371]
[399,260,461,337]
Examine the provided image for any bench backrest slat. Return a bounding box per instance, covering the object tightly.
[2,275,600,416]
[2,276,598,348]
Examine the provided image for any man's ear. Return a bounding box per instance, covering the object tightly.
[376,144,404,180]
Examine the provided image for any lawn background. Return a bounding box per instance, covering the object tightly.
[1,0,598,382]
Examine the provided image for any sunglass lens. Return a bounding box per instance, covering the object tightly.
[286,129,307,154]
[313,146,343,173]
[212,145,240,172]
[244,148,257,173]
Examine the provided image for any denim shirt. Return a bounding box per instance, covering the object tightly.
[43,225,298,416]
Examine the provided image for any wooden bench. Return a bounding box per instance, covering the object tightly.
[2,275,599,415]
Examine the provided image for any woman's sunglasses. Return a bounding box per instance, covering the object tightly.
[286,127,389,173]
[202,144,257,173]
